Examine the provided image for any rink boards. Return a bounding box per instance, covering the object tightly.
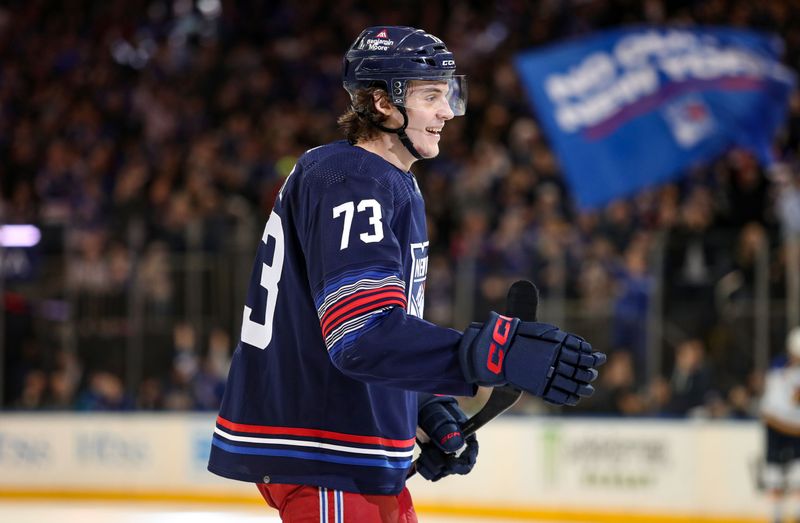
[0,414,769,522]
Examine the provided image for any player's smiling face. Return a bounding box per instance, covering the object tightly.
[403,80,455,158]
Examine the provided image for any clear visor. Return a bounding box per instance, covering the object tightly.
[400,76,467,117]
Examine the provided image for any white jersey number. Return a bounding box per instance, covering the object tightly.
[332,199,384,250]
[241,211,284,350]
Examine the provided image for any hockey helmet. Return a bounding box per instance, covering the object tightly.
[342,26,467,116]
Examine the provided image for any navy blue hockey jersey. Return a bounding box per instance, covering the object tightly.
[208,141,474,495]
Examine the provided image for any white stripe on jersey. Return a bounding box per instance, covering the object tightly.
[318,275,405,318]
[214,427,414,458]
[320,487,327,523]
[324,306,392,350]
[336,490,343,523]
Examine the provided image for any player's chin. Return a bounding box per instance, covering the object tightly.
[418,143,440,159]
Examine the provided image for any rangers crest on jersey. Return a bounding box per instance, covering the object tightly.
[407,242,429,318]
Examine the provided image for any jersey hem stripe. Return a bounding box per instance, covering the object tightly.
[216,416,415,448]
[213,427,415,458]
[211,438,412,469]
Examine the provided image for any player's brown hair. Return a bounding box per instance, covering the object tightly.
[337,87,391,144]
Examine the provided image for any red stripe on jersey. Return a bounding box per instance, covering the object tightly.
[320,289,406,336]
[320,286,395,320]
[321,286,406,325]
[216,416,415,448]
[322,297,407,338]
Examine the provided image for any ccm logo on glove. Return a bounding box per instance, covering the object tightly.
[440,431,461,445]
[486,315,513,374]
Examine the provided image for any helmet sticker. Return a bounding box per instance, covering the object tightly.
[361,37,395,52]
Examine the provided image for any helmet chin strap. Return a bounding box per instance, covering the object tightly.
[356,105,424,160]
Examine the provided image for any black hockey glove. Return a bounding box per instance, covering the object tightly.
[459,312,606,406]
[415,393,478,482]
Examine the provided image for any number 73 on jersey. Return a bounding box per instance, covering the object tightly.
[332,199,384,250]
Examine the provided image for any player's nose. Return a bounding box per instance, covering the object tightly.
[438,100,455,121]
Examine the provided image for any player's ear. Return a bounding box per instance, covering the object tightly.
[372,90,394,117]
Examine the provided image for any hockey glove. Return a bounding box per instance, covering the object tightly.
[416,393,478,482]
[459,312,606,406]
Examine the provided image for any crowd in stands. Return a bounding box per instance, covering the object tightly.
[3,0,800,418]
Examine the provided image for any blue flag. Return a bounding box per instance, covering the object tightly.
[514,27,796,209]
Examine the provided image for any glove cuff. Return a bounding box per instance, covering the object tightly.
[458,322,482,383]
[417,392,439,410]
[458,311,520,386]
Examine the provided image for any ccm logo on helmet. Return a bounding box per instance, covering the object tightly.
[486,315,512,374]
[442,60,455,66]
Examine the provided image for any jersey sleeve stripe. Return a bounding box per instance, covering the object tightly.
[320,288,406,336]
[321,297,406,339]
[316,274,405,317]
[315,271,407,354]
[320,286,404,323]
[315,268,401,305]
[216,416,415,448]
[324,307,390,354]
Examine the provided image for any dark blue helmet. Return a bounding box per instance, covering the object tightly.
[343,26,467,116]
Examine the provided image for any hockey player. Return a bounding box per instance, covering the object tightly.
[761,327,800,523]
[208,26,606,522]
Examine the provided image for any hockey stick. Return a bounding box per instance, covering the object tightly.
[408,280,538,478]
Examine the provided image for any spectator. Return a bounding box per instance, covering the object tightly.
[14,370,47,410]
[612,239,652,384]
[75,371,135,411]
[660,339,714,416]
[575,350,646,416]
